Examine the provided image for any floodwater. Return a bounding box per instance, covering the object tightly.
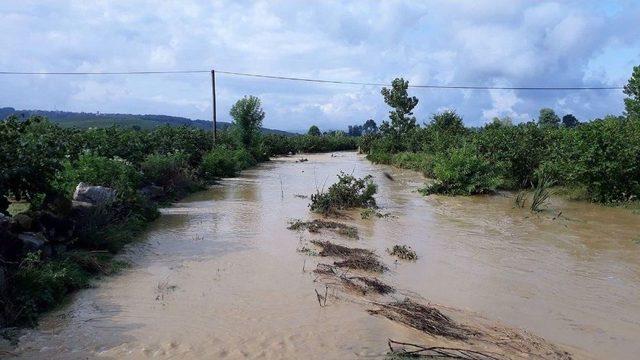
[10,152,640,359]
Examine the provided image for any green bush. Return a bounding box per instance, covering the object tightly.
[199,147,241,180]
[141,151,192,188]
[0,116,69,205]
[57,154,142,198]
[420,145,501,195]
[391,152,435,177]
[233,148,258,170]
[310,173,377,214]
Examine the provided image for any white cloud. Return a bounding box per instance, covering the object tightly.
[0,0,637,131]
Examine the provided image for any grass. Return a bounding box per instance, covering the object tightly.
[531,171,555,212]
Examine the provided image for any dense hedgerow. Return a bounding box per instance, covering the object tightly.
[362,71,640,204]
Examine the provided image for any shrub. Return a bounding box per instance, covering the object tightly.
[233,148,258,170]
[310,172,377,214]
[420,145,501,196]
[140,151,194,191]
[0,116,69,204]
[57,154,142,198]
[391,152,435,177]
[199,147,240,180]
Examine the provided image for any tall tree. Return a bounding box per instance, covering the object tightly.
[362,119,378,134]
[624,65,640,118]
[230,96,265,149]
[307,125,321,136]
[562,114,579,128]
[538,108,560,127]
[380,78,419,136]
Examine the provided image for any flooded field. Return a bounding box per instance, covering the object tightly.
[11,152,640,359]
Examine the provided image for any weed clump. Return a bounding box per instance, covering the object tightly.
[531,170,555,212]
[310,172,377,215]
[288,219,358,238]
[310,240,387,272]
[360,208,391,219]
[388,245,418,260]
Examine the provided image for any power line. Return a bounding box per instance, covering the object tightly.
[0,69,625,90]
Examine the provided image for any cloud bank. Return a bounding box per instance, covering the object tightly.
[0,0,638,131]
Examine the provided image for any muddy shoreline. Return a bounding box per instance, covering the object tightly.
[7,152,640,359]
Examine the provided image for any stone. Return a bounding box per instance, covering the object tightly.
[18,232,50,256]
[73,182,117,205]
[12,213,33,231]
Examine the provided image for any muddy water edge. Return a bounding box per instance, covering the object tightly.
[7,151,640,359]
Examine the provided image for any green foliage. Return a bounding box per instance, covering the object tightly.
[380,78,419,145]
[141,151,192,188]
[624,65,640,118]
[58,154,142,198]
[423,111,467,154]
[310,173,377,214]
[420,145,501,196]
[562,114,579,128]
[308,125,321,136]
[199,147,242,180]
[262,134,298,156]
[10,252,89,325]
[391,152,436,177]
[230,95,265,149]
[538,108,561,127]
[0,116,69,202]
[472,122,547,188]
[362,119,378,135]
[530,169,555,212]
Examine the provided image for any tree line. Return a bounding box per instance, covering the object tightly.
[359,66,640,203]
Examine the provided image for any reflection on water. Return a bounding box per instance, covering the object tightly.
[12,152,640,359]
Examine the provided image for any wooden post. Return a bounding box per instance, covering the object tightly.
[211,69,217,143]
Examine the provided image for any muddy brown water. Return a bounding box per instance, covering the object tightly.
[8,152,640,359]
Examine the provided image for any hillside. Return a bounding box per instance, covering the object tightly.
[0,107,296,135]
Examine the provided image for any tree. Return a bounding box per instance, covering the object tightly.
[362,119,378,134]
[538,108,560,127]
[562,114,579,128]
[230,96,265,149]
[624,65,640,118]
[347,125,363,137]
[308,125,321,136]
[490,116,513,127]
[380,78,419,136]
[429,110,466,135]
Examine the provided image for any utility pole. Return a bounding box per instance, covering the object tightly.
[211,69,217,144]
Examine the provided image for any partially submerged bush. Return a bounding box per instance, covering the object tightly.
[420,145,501,196]
[388,244,418,260]
[310,173,377,214]
[199,147,241,180]
[288,219,358,238]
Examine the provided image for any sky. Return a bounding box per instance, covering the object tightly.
[1,1,639,132]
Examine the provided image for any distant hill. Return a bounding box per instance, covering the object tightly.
[0,107,296,136]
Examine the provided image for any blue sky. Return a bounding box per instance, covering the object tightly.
[1,0,639,132]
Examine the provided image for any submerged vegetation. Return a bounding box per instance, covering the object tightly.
[310,173,377,215]
[387,245,418,261]
[362,66,640,205]
[0,95,358,328]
